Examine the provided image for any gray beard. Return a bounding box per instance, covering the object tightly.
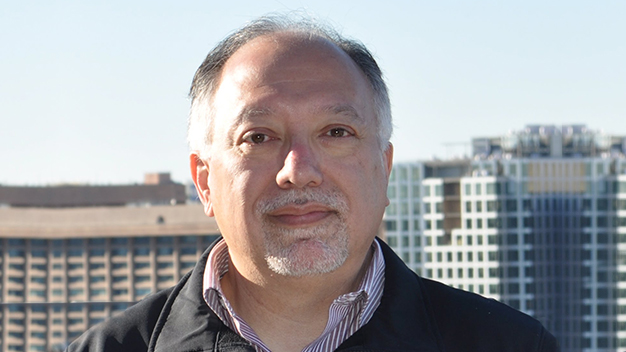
[256,188,350,277]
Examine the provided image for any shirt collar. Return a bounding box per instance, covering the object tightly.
[202,238,385,352]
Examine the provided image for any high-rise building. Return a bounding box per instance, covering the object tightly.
[0,174,220,352]
[384,125,626,351]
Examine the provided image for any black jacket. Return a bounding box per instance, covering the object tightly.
[68,238,559,352]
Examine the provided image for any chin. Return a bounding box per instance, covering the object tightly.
[264,237,349,277]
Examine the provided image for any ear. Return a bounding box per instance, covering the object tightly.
[383,143,394,207]
[384,143,394,180]
[190,152,214,217]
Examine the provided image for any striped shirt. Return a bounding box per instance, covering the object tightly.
[203,238,385,352]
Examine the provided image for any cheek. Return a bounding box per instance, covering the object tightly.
[340,159,388,211]
[210,158,274,218]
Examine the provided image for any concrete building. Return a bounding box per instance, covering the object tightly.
[384,125,626,351]
[0,175,219,352]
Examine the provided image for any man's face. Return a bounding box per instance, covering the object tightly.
[193,33,392,277]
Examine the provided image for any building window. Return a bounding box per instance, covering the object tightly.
[9,277,24,284]
[67,239,84,246]
[134,248,150,256]
[401,236,409,247]
[487,218,499,229]
[90,289,106,296]
[68,318,84,325]
[111,238,128,245]
[90,263,105,270]
[112,262,128,270]
[29,289,46,298]
[113,275,128,283]
[112,248,128,256]
[89,249,105,256]
[90,276,105,283]
[69,289,84,296]
[31,250,46,258]
[158,262,174,269]
[488,251,499,261]
[136,288,152,296]
[399,185,408,199]
[68,249,83,257]
[31,263,46,271]
[69,276,83,283]
[157,247,173,256]
[489,268,500,278]
[8,249,25,257]
[9,290,24,296]
[31,319,46,326]
[181,262,195,270]
[507,217,518,229]
[507,267,519,277]
[135,275,150,283]
[88,238,106,246]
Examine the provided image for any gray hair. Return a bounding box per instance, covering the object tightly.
[188,14,392,158]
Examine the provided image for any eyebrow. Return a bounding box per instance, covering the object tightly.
[229,107,273,136]
[235,107,273,124]
[322,104,365,124]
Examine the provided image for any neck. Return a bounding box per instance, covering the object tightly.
[220,245,374,352]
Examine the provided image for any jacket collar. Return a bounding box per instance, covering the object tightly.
[150,238,443,352]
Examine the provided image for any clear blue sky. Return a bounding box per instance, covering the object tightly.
[1,0,625,185]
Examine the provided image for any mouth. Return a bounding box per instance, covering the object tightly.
[266,205,336,227]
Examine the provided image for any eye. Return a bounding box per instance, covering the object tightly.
[326,127,352,138]
[244,132,270,144]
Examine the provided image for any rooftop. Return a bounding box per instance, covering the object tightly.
[0,203,219,238]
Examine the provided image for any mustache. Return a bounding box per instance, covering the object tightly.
[256,189,348,215]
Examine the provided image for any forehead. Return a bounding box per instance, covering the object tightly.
[216,32,373,102]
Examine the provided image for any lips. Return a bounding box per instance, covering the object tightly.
[267,205,335,226]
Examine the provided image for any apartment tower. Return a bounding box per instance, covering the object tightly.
[384,125,626,351]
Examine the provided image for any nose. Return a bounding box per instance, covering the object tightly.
[276,142,323,189]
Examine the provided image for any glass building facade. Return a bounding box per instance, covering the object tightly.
[384,125,626,351]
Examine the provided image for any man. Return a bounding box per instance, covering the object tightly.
[69,15,558,352]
